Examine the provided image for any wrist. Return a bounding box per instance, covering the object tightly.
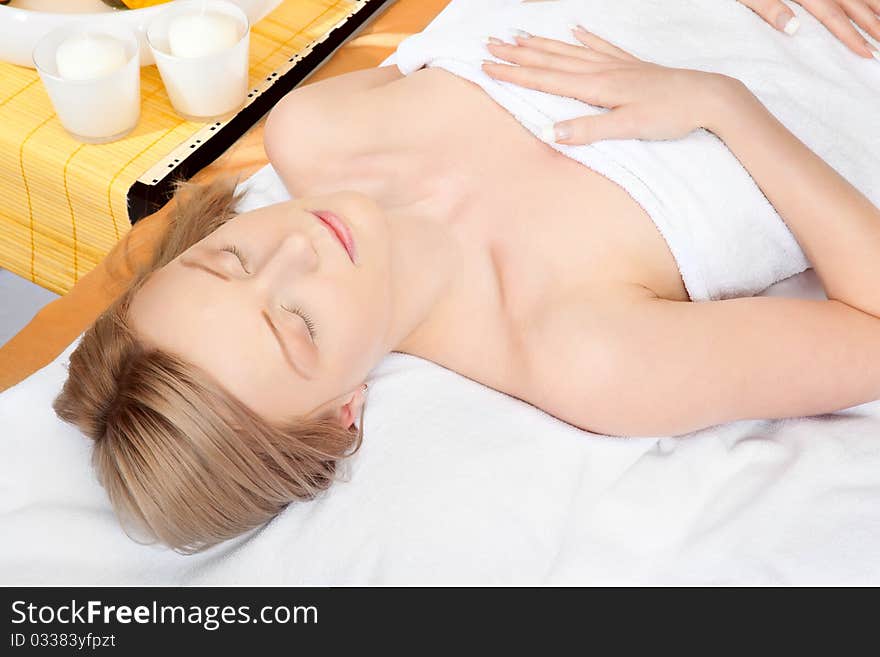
[697,73,758,135]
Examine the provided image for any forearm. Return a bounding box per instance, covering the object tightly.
[702,79,880,318]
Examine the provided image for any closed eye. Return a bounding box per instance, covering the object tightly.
[282,304,317,342]
[221,244,251,274]
[212,247,315,341]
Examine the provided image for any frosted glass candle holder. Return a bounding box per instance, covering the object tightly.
[146,0,250,122]
[32,23,141,144]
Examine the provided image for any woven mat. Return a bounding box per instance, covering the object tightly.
[0,0,358,294]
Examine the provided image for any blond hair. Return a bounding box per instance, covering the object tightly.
[53,178,363,554]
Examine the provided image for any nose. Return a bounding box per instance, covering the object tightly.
[279,232,319,273]
[251,231,318,291]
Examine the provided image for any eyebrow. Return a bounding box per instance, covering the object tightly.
[179,257,313,380]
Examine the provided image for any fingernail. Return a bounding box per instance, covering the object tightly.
[542,122,571,143]
[869,43,880,61]
[512,29,532,39]
[555,123,572,141]
[485,36,505,45]
[573,24,587,33]
[775,11,799,36]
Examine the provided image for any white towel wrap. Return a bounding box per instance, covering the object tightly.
[391,0,880,301]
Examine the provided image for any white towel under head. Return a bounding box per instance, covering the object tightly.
[390,0,880,302]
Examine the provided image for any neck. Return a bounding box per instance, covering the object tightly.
[375,200,463,359]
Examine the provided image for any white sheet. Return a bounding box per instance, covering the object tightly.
[2,1,880,585]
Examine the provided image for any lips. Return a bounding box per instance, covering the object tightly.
[311,210,357,264]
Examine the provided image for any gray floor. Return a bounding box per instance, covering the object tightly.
[0,268,59,348]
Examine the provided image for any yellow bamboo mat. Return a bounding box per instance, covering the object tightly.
[0,0,358,295]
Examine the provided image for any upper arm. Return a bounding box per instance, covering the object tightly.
[536,295,880,437]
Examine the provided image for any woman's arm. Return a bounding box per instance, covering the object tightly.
[526,291,880,436]
[704,82,880,319]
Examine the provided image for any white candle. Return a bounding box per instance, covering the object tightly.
[35,25,140,143]
[55,34,128,81]
[147,1,250,121]
[167,12,239,58]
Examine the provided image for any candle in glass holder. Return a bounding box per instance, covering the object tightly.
[33,25,141,143]
[147,0,250,121]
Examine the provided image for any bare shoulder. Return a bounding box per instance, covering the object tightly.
[264,65,404,189]
[264,65,403,142]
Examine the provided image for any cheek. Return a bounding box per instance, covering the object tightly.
[326,244,393,308]
[312,274,391,340]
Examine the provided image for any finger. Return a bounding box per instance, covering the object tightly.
[486,41,608,73]
[739,0,801,35]
[570,25,640,61]
[481,60,593,98]
[803,0,875,56]
[508,33,615,63]
[840,0,880,51]
[548,108,640,145]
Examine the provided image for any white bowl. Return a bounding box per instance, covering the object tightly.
[0,0,280,68]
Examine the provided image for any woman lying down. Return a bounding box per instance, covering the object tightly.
[54,0,880,552]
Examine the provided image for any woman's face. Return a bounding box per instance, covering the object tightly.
[128,190,394,425]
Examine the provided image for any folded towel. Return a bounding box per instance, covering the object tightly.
[391,0,880,301]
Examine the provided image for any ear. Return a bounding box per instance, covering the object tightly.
[330,383,367,431]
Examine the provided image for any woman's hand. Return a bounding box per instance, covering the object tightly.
[482,27,743,145]
[737,0,880,59]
